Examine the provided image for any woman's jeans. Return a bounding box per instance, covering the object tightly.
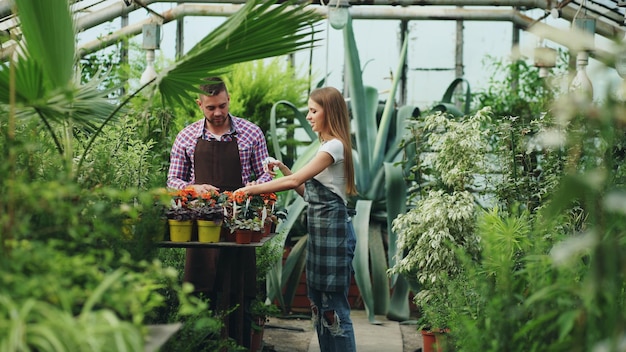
[308,285,356,352]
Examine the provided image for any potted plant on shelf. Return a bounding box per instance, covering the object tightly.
[229,217,264,244]
[165,188,198,242]
[191,189,225,243]
[258,192,282,236]
[223,191,266,243]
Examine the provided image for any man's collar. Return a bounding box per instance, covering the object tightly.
[200,114,237,138]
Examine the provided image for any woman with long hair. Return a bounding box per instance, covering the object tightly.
[236,86,357,351]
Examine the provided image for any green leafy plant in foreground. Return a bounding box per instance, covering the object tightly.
[423,80,626,350]
[1,0,325,350]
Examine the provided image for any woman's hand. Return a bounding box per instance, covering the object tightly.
[233,187,250,197]
[264,157,294,177]
[270,160,292,176]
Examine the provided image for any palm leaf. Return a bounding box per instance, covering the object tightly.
[158,0,323,107]
[34,79,119,131]
[15,0,75,88]
[0,51,45,103]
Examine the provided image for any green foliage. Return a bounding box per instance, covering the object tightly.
[79,49,126,99]
[391,190,479,286]
[256,232,287,280]
[411,108,493,194]
[490,113,567,212]
[5,119,66,181]
[474,55,569,213]
[157,312,235,352]
[225,57,309,136]
[476,53,567,124]
[1,1,327,350]
[408,56,626,351]
[0,295,144,352]
[156,0,322,107]
[392,108,493,290]
[75,115,157,189]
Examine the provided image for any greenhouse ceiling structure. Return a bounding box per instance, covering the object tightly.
[0,0,625,103]
[0,0,624,59]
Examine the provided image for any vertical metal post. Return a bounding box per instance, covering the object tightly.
[176,18,184,59]
[120,13,129,95]
[455,7,464,108]
[511,7,521,93]
[399,19,408,106]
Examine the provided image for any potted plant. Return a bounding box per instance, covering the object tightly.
[165,188,198,242]
[250,231,284,351]
[190,190,225,243]
[223,191,265,243]
[229,217,263,244]
[390,109,490,340]
[249,298,281,352]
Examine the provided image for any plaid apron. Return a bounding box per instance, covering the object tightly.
[304,178,355,292]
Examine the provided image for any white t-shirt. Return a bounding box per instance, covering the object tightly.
[314,138,347,204]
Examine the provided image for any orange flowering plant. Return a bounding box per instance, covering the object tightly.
[191,189,226,222]
[165,188,199,221]
[222,191,280,232]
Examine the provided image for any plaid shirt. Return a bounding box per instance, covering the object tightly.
[304,178,356,292]
[166,115,272,189]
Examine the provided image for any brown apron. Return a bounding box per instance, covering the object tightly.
[183,136,256,295]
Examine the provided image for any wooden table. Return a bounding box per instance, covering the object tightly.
[158,235,275,349]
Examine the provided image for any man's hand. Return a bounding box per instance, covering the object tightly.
[189,184,219,195]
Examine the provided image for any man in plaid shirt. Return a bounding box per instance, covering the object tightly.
[166,77,272,349]
[166,78,272,192]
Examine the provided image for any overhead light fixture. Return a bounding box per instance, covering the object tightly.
[140,24,161,85]
[327,0,350,30]
[140,50,157,85]
[569,51,593,101]
[534,46,557,78]
[568,17,596,101]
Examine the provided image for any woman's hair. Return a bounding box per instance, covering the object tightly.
[309,87,357,196]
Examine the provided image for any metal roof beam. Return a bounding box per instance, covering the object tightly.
[0,1,620,64]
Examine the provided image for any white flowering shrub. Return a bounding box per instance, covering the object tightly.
[391,190,479,286]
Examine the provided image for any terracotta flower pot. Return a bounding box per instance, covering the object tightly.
[250,326,264,352]
[251,230,264,243]
[421,329,449,352]
[421,330,436,352]
[235,229,252,244]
